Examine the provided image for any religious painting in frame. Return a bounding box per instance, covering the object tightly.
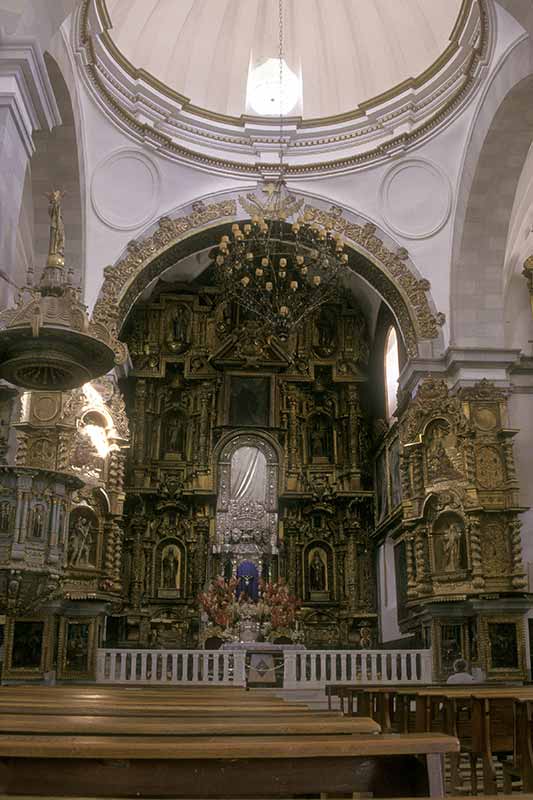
[57,617,96,680]
[4,617,48,679]
[480,616,525,679]
[228,376,271,427]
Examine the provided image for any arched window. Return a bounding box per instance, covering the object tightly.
[384,326,400,420]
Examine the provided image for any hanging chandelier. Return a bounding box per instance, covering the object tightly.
[214,197,347,342]
[213,0,345,342]
[0,191,117,391]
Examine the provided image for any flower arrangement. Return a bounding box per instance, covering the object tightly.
[260,579,300,634]
[198,576,301,643]
[198,576,239,628]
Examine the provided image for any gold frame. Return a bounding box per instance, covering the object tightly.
[57,616,97,681]
[479,615,526,680]
[3,616,50,680]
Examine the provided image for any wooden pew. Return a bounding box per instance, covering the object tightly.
[0,687,306,716]
[413,686,533,795]
[0,712,380,736]
[0,731,459,797]
[501,696,533,794]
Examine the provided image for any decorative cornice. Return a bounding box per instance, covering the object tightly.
[0,35,61,157]
[74,0,490,177]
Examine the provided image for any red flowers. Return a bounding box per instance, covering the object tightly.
[198,576,301,639]
[198,576,238,627]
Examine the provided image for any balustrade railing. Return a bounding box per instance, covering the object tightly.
[96,649,246,686]
[96,647,432,687]
[283,649,432,689]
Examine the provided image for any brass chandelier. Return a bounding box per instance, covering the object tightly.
[213,0,345,342]
[215,201,347,342]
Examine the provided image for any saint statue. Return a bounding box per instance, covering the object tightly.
[68,516,94,567]
[309,416,331,461]
[309,550,327,592]
[46,190,66,266]
[32,507,44,539]
[443,522,463,572]
[161,546,180,590]
[165,413,184,454]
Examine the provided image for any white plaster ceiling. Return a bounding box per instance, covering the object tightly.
[105,0,462,120]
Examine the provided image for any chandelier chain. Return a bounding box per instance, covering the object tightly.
[212,0,345,342]
[278,0,284,176]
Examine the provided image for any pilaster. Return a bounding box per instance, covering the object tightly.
[0,35,61,307]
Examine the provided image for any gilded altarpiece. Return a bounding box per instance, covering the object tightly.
[384,377,528,680]
[4,379,130,678]
[119,286,376,648]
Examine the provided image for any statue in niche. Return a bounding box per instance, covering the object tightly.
[314,306,337,358]
[166,306,189,352]
[68,515,95,567]
[165,412,185,456]
[309,549,327,592]
[31,506,45,539]
[309,415,332,462]
[161,544,180,590]
[443,522,463,572]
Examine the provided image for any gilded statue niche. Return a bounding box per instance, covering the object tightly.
[307,412,334,464]
[164,303,191,354]
[430,512,468,578]
[160,408,187,461]
[154,539,185,598]
[67,507,99,571]
[304,542,333,601]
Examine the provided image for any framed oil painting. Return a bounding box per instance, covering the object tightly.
[58,617,96,680]
[480,616,525,680]
[4,618,47,679]
[229,376,271,427]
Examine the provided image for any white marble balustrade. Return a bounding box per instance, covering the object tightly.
[96,649,247,686]
[96,647,432,687]
[283,649,433,689]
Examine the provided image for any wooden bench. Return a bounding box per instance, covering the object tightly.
[0,732,458,797]
[412,686,533,795]
[501,696,533,794]
[0,712,380,736]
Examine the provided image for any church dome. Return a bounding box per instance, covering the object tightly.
[81,0,486,174]
[105,0,464,121]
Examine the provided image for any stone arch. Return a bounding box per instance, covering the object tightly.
[91,190,444,361]
[451,31,533,348]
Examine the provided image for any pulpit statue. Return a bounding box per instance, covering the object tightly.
[46,190,65,267]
